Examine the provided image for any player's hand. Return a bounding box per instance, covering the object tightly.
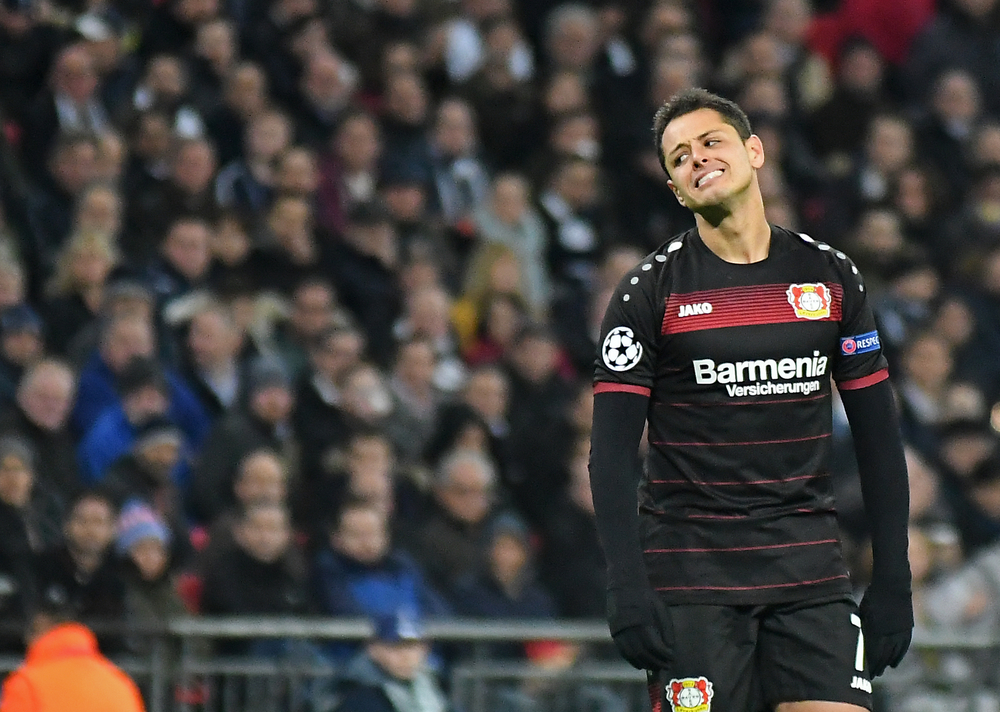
[607,588,673,670]
[859,583,913,677]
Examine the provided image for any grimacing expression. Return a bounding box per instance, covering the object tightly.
[660,108,764,213]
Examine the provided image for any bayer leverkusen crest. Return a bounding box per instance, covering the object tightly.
[786,283,831,320]
[667,677,714,712]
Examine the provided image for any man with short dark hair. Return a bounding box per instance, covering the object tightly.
[590,88,912,712]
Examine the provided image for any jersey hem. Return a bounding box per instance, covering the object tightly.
[837,369,889,391]
[594,382,652,397]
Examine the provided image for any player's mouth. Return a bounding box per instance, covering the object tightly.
[694,169,724,189]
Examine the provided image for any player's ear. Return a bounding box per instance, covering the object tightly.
[667,180,686,206]
[746,134,765,169]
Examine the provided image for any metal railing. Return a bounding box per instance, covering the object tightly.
[0,619,995,712]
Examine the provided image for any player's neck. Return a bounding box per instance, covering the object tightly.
[693,188,770,264]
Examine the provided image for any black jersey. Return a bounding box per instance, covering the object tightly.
[593,226,887,605]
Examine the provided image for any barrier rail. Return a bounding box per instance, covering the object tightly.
[0,619,994,712]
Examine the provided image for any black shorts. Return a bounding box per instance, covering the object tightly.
[646,595,873,712]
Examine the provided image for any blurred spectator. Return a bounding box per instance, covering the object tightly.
[101,417,189,562]
[126,137,220,263]
[294,51,359,148]
[271,278,345,382]
[0,436,60,646]
[379,72,433,191]
[180,300,248,417]
[188,19,238,116]
[543,3,600,77]
[204,62,269,166]
[316,110,382,237]
[460,18,538,171]
[190,357,296,523]
[943,164,1000,280]
[77,356,203,485]
[20,45,108,181]
[215,108,292,217]
[73,184,123,240]
[0,597,145,712]
[826,113,915,240]
[0,0,64,126]
[333,610,454,712]
[462,290,529,366]
[503,324,575,526]
[473,173,550,314]
[0,360,79,498]
[294,325,363,488]
[25,133,98,281]
[428,97,490,232]
[200,448,288,571]
[125,55,205,140]
[403,449,497,595]
[0,305,45,408]
[200,502,311,620]
[312,499,448,619]
[393,284,465,392]
[328,202,402,364]
[253,195,328,293]
[915,68,982,210]
[43,230,120,358]
[115,500,187,653]
[539,434,605,618]
[388,337,443,464]
[34,490,126,639]
[147,217,214,308]
[452,510,555,624]
[537,157,610,290]
[904,0,1000,116]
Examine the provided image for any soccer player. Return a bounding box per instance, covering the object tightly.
[589,88,912,712]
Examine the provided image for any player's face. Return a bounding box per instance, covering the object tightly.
[661,108,764,212]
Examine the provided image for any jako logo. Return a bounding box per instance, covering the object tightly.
[679,302,713,318]
[850,676,871,693]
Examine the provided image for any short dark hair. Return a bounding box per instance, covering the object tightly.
[652,88,753,176]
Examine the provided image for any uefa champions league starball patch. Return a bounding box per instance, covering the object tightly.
[602,326,642,371]
[666,677,714,712]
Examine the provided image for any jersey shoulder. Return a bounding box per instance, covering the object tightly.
[776,226,866,287]
[612,230,696,297]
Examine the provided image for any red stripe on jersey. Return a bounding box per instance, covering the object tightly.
[655,393,828,407]
[651,433,830,447]
[661,283,843,334]
[594,382,651,397]
[837,369,889,391]
[645,538,838,553]
[647,682,663,712]
[649,472,828,486]
[655,574,849,592]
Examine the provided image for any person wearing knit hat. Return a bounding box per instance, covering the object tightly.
[115,498,189,652]
[101,414,189,568]
[116,499,171,556]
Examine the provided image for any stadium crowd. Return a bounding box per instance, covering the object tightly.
[0,0,1000,703]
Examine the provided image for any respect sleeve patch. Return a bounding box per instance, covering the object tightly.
[840,330,880,356]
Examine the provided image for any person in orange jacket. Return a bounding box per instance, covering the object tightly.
[0,598,145,712]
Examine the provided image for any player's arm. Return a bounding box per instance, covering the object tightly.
[839,377,912,677]
[832,251,912,677]
[590,263,671,671]
[590,388,671,670]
